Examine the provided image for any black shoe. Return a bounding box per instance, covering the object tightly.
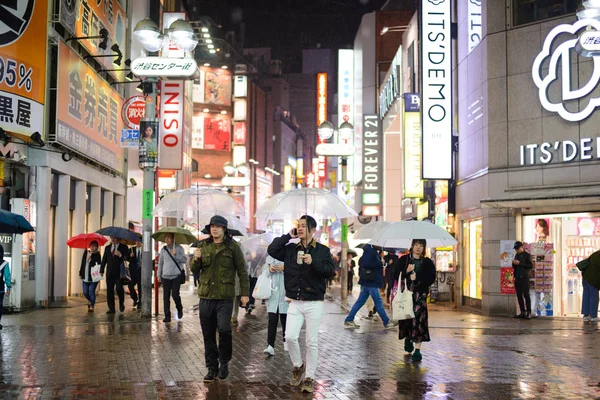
[0,324,3,330]
[119,303,125,312]
[218,363,229,380]
[177,308,183,319]
[203,368,218,383]
[132,300,138,308]
[163,316,171,323]
[106,310,115,315]
[514,313,525,319]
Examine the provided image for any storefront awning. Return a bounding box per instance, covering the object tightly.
[481,185,600,208]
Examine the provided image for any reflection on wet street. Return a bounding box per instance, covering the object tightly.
[0,292,599,399]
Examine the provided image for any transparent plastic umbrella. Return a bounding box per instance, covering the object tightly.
[254,188,357,222]
[353,221,392,240]
[368,220,457,249]
[239,233,275,276]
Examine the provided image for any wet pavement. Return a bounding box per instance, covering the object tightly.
[1,284,600,399]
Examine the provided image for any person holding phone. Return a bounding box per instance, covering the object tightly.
[267,215,335,394]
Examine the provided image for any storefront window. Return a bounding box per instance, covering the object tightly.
[513,0,578,26]
[463,219,482,300]
[523,213,600,317]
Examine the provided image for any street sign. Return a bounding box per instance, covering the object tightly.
[131,57,198,78]
[121,96,145,129]
[142,189,154,219]
[316,143,356,157]
[120,129,139,148]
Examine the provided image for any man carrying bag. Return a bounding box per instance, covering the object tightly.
[158,233,188,323]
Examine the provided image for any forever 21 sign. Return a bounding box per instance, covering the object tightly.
[362,115,383,216]
[421,0,452,180]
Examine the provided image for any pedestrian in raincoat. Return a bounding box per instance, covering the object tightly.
[263,255,289,356]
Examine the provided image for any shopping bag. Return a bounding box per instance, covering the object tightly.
[252,269,272,300]
[91,264,103,282]
[391,279,415,321]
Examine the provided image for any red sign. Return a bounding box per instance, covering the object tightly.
[500,267,516,295]
[306,172,315,188]
[233,122,246,145]
[122,96,145,129]
[203,117,231,151]
[317,73,327,126]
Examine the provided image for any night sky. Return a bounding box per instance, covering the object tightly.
[188,0,387,72]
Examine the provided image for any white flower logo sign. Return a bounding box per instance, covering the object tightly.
[532,19,600,122]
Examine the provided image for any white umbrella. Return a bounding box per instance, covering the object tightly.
[255,188,357,222]
[368,220,457,248]
[353,220,392,240]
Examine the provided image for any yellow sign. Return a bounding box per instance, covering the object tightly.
[284,165,293,191]
[0,0,48,137]
[404,111,424,198]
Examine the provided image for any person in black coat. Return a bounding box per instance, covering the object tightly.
[79,240,102,312]
[101,237,130,314]
[392,239,436,362]
[512,241,533,319]
[128,241,142,308]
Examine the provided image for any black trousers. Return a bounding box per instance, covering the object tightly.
[128,269,141,303]
[267,309,287,347]
[248,277,258,307]
[515,277,531,314]
[162,277,182,317]
[199,299,234,370]
[106,275,125,312]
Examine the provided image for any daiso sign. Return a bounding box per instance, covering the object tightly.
[159,81,184,170]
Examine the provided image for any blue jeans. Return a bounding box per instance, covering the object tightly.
[582,279,599,318]
[82,281,99,307]
[345,286,389,326]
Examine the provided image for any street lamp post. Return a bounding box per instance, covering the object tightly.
[133,18,199,318]
[317,121,355,301]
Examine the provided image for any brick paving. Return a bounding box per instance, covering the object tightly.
[0,284,599,399]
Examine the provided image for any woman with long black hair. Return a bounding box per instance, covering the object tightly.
[393,239,436,361]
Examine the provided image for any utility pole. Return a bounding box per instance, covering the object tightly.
[340,156,349,301]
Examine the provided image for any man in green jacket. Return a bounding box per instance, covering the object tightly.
[190,215,249,383]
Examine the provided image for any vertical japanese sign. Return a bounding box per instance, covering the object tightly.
[0,0,48,138]
[59,0,127,82]
[337,50,354,126]
[421,0,452,180]
[403,93,423,198]
[316,73,327,188]
[139,118,158,168]
[159,81,184,170]
[203,116,231,151]
[56,41,125,173]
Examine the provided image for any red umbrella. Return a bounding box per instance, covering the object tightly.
[67,233,108,249]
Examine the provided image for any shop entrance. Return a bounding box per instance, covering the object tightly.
[523,213,600,317]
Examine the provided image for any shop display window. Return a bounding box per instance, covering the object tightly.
[463,219,482,300]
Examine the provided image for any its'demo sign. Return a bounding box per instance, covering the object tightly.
[520,138,600,165]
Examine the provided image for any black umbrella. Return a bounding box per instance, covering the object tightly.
[0,209,34,234]
[96,226,141,242]
[337,249,358,259]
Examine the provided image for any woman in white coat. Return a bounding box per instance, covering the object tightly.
[263,255,289,356]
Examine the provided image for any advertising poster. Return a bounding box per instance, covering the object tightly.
[576,217,600,236]
[201,67,232,106]
[56,41,125,172]
[138,118,158,168]
[500,240,516,295]
[0,0,48,138]
[203,117,231,151]
[59,0,128,81]
[534,218,550,242]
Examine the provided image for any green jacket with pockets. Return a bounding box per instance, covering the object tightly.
[190,238,250,300]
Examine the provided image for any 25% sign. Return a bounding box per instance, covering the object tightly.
[0,56,33,92]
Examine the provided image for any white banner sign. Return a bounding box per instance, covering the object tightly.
[159,81,184,169]
[421,0,452,180]
[131,57,198,78]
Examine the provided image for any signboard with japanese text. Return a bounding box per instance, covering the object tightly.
[56,41,125,173]
[159,81,184,170]
[59,0,127,82]
[338,50,354,125]
[192,115,204,149]
[120,129,139,148]
[131,57,198,78]
[317,73,327,126]
[121,96,145,129]
[139,118,158,168]
[203,116,231,151]
[0,0,48,138]
[233,122,246,145]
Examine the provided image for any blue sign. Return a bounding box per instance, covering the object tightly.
[404,93,420,113]
[120,129,139,148]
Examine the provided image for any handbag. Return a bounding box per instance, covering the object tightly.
[119,263,131,284]
[164,246,186,284]
[361,267,376,281]
[391,278,415,322]
[91,263,103,283]
[252,268,273,300]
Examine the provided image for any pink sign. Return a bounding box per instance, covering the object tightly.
[577,217,600,236]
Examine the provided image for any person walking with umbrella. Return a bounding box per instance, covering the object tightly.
[267,215,335,394]
[0,245,11,329]
[190,216,250,383]
[79,240,102,312]
[100,236,130,314]
[393,239,436,362]
[157,233,188,322]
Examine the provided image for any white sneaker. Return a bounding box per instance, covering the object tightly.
[263,345,275,356]
[284,341,289,352]
[591,317,599,322]
[584,315,591,322]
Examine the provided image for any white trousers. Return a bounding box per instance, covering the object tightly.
[285,300,324,379]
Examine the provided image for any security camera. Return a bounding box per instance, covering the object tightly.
[129,178,137,187]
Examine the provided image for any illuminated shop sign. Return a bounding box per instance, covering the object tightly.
[404,93,423,199]
[520,137,600,165]
[362,115,382,216]
[421,0,452,180]
[317,73,327,126]
[468,0,482,54]
[338,50,354,126]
